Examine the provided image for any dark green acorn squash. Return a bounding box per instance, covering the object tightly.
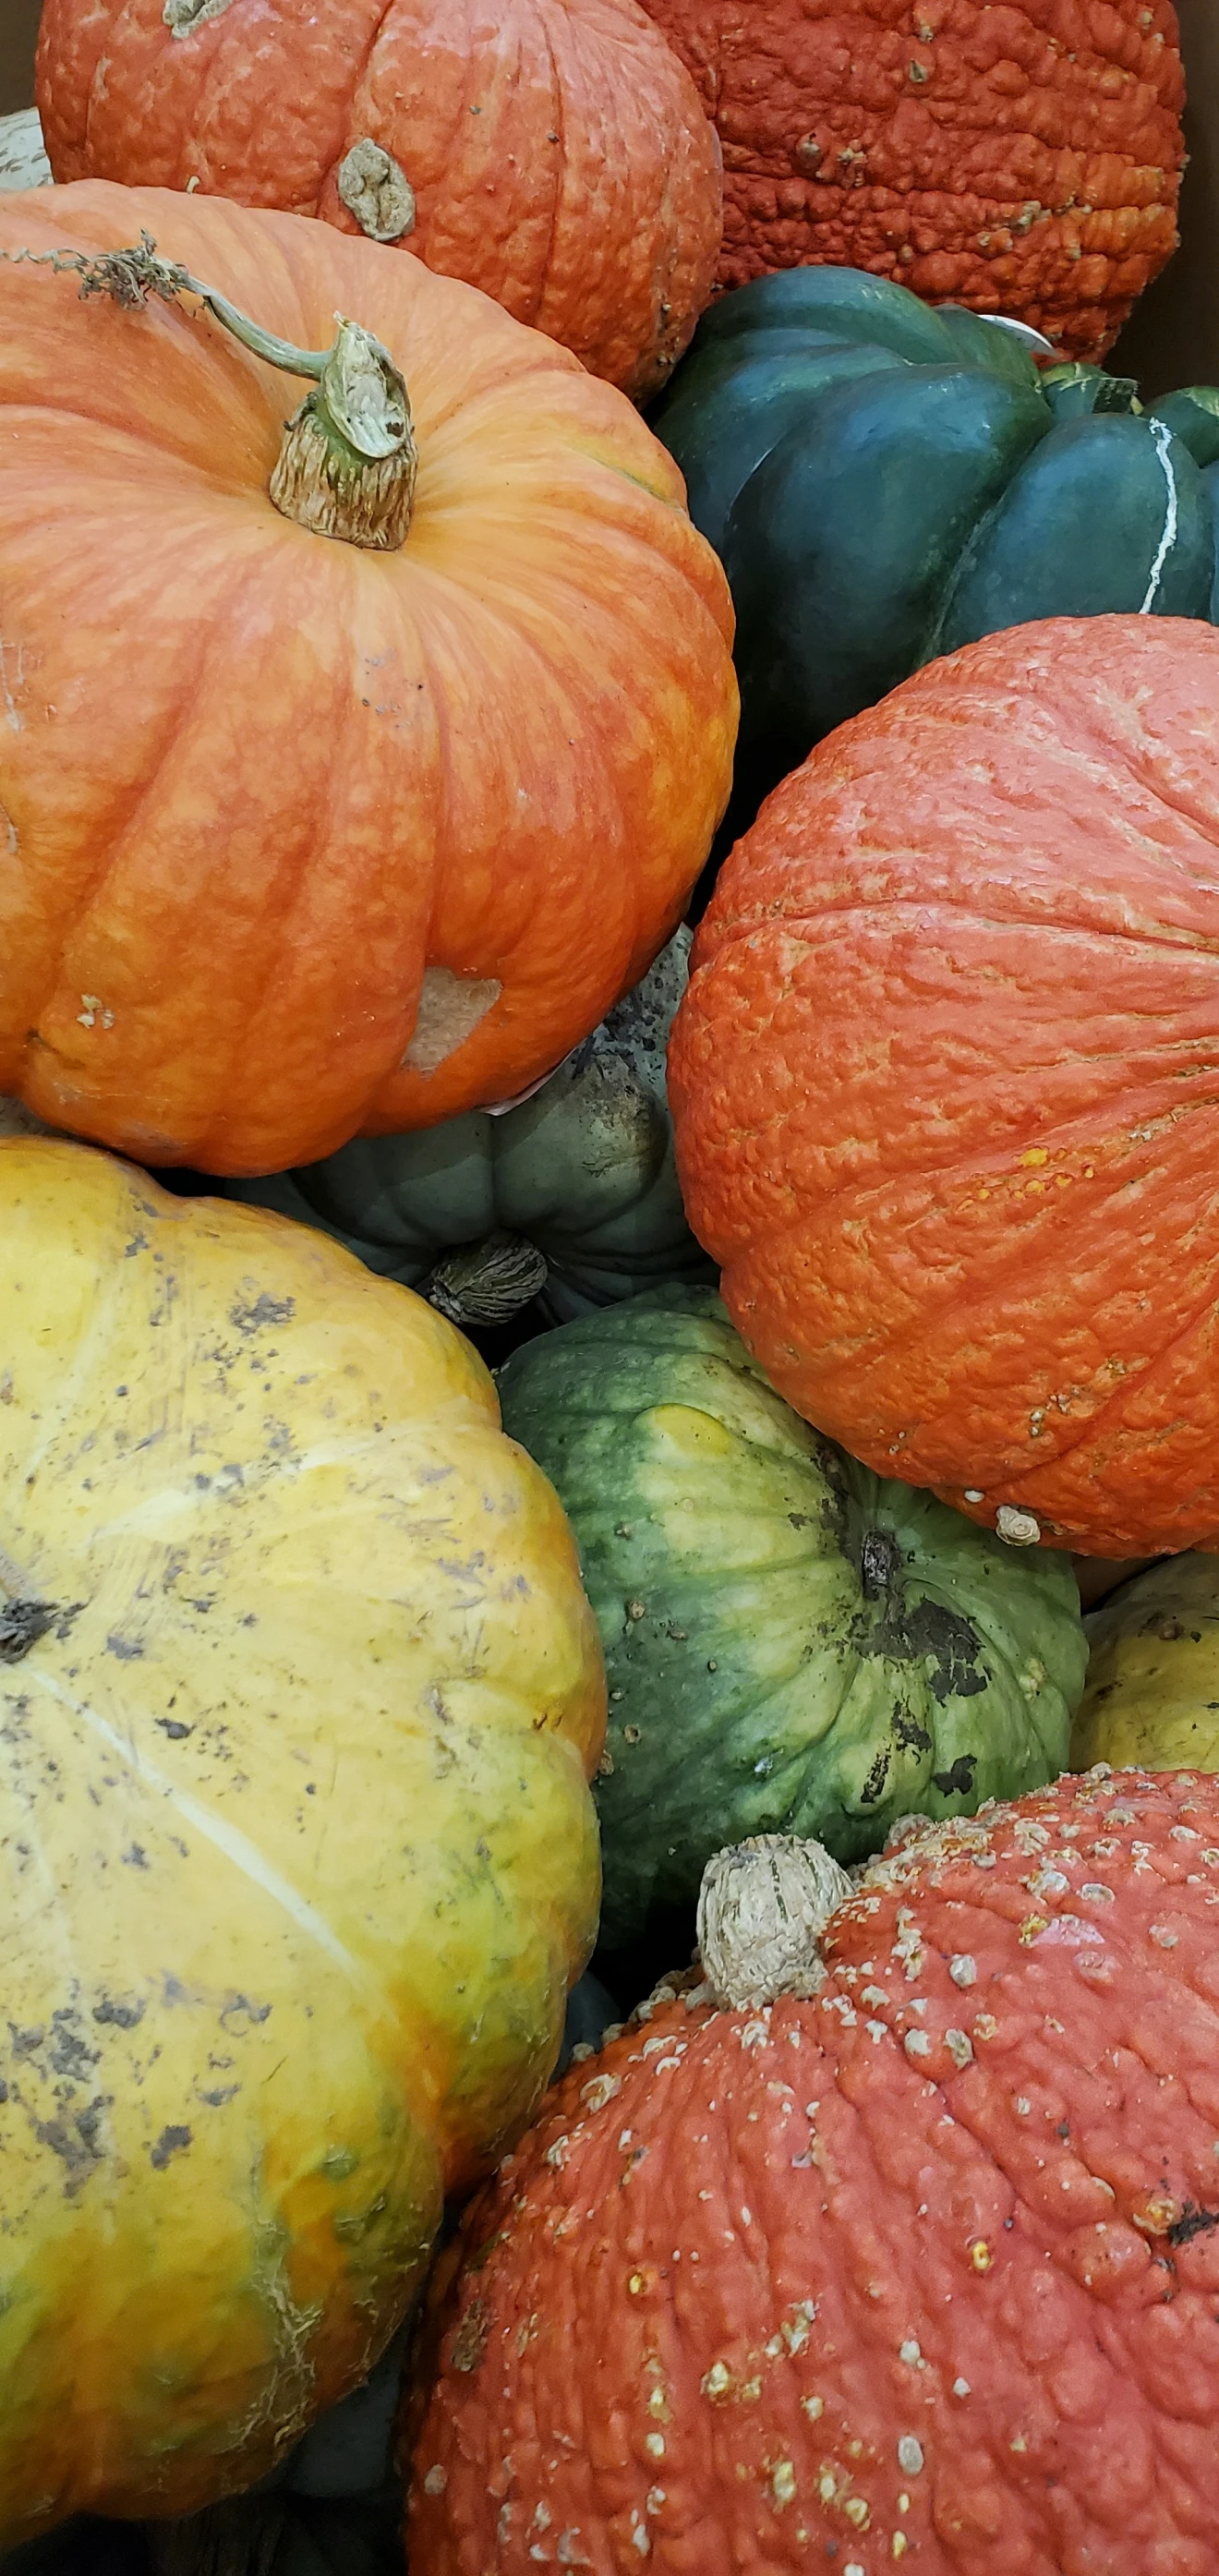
[497,1288,1087,1966]
[217,935,708,1329]
[650,266,1219,817]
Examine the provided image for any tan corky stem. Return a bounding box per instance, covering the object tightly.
[337,139,416,243]
[697,1833,854,2010]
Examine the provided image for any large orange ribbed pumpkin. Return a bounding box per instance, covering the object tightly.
[670,616,1219,1562]
[636,0,1186,363]
[0,183,736,1178]
[35,0,722,402]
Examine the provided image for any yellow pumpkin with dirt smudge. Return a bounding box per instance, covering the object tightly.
[0,1137,603,2547]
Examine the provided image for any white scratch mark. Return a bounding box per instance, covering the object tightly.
[0,640,24,732]
[30,1669,380,1999]
[1140,418,1179,613]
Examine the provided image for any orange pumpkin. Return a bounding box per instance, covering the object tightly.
[35,0,722,403]
[636,0,1186,363]
[0,183,736,1178]
[670,615,1219,1562]
[409,1775,1219,2575]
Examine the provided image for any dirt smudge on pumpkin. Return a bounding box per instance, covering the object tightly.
[855,1528,989,1703]
[858,1742,891,1808]
[93,1995,144,2030]
[1167,2200,1219,2247]
[0,1598,82,1665]
[229,1290,296,1336]
[933,1752,979,1797]
[35,2099,108,2195]
[150,2123,193,2170]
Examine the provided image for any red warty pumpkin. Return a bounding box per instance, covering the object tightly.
[670,616,1219,1561]
[35,0,722,402]
[410,1767,1219,2574]
[0,183,736,1177]
[637,0,1186,362]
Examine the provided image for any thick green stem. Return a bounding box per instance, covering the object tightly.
[2,232,416,550]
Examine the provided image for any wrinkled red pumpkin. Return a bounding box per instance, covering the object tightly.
[410,1767,1219,2574]
[637,0,1186,362]
[0,182,736,1176]
[670,616,1219,1562]
[35,0,722,402]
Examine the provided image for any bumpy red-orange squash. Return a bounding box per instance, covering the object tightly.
[409,1768,1219,2574]
[670,616,1219,1561]
[636,0,1186,362]
[35,0,722,402]
[0,183,736,1177]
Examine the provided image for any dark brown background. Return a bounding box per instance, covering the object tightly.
[1,0,1215,387]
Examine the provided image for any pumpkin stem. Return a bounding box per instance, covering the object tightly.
[1,232,416,550]
[427,1234,549,1329]
[696,1833,854,2010]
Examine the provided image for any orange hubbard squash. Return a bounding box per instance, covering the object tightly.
[409,1772,1219,2572]
[635,0,1186,363]
[35,0,722,402]
[0,183,736,1179]
[670,615,1219,1562]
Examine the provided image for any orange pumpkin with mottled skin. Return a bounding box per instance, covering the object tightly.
[670,616,1219,1563]
[638,0,1185,363]
[35,0,722,402]
[0,183,735,1178]
[409,1767,1219,2574]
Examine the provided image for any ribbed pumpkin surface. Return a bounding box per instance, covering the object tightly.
[638,0,1185,362]
[670,615,1219,1559]
[0,1139,603,2543]
[36,0,722,400]
[498,1287,1084,1960]
[0,183,736,1175]
[410,1765,1219,2573]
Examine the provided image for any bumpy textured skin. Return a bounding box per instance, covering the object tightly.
[218,934,709,1321]
[670,616,1219,1561]
[0,183,736,1176]
[635,0,1185,363]
[1073,1555,1219,1772]
[36,0,722,400]
[0,1139,603,2544]
[498,1288,1085,1955]
[410,1765,1219,2574]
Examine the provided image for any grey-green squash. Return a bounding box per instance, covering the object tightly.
[218,936,706,1327]
[497,1288,1088,1960]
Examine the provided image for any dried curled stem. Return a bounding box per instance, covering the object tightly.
[1,232,416,548]
[1,230,197,311]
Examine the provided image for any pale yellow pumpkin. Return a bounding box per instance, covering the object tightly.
[1072,1553,1219,1773]
[0,1139,603,2546]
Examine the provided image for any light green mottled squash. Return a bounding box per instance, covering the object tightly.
[220,936,707,1326]
[497,1288,1087,1960]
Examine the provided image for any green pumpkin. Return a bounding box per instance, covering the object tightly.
[219,936,708,1327]
[649,266,1219,805]
[497,1288,1087,1962]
